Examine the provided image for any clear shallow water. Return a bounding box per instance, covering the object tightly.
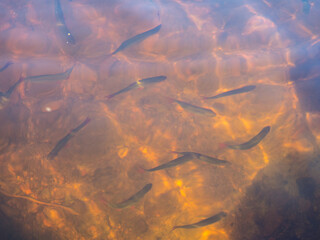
[0,0,320,239]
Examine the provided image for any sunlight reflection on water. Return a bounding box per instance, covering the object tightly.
[0,0,320,239]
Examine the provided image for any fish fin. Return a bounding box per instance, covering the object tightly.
[172,226,178,231]
[218,143,228,150]
[164,96,176,104]
[137,165,147,174]
[5,77,24,96]
[110,48,120,55]
[201,96,211,100]
[105,94,115,100]
[80,117,91,127]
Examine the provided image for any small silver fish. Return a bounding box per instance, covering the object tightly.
[143,152,197,172]
[24,67,74,82]
[169,98,216,117]
[47,117,90,160]
[0,78,23,110]
[111,24,161,55]
[109,183,152,209]
[203,85,256,100]
[144,151,229,172]
[0,62,13,72]
[227,126,270,150]
[173,211,227,230]
[106,75,166,100]
[54,0,75,44]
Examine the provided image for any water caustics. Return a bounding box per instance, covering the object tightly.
[1,0,319,239]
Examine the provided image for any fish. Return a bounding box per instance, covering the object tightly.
[0,77,23,109]
[54,0,75,45]
[105,75,166,99]
[0,62,13,72]
[169,98,216,117]
[173,211,227,230]
[195,153,230,165]
[302,0,311,14]
[226,126,270,150]
[203,85,256,100]
[24,67,74,82]
[109,183,152,209]
[143,152,197,172]
[111,24,161,55]
[172,151,229,165]
[47,117,90,160]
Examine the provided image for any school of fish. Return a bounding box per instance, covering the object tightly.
[0,0,278,236]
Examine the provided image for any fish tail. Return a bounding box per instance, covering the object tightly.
[202,95,217,100]
[105,53,113,58]
[67,66,74,75]
[107,201,119,209]
[218,143,228,150]
[111,49,120,55]
[201,96,210,100]
[70,117,91,133]
[47,151,56,160]
[162,96,176,104]
[80,117,91,128]
[105,93,116,100]
[6,77,24,96]
[15,77,24,87]
[137,165,147,173]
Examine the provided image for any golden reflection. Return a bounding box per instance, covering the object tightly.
[0,0,319,239]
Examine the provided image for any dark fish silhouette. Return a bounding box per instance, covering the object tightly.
[173,211,227,230]
[111,24,161,55]
[144,151,229,172]
[0,62,13,72]
[0,77,23,109]
[172,151,229,165]
[143,152,198,172]
[195,153,230,165]
[109,183,152,209]
[105,75,166,99]
[54,0,75,44]
[24,67,74,82]
[169,98,216,117]
[203,85,256,100]
[47,117,90,160]
[227,126,270,150]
